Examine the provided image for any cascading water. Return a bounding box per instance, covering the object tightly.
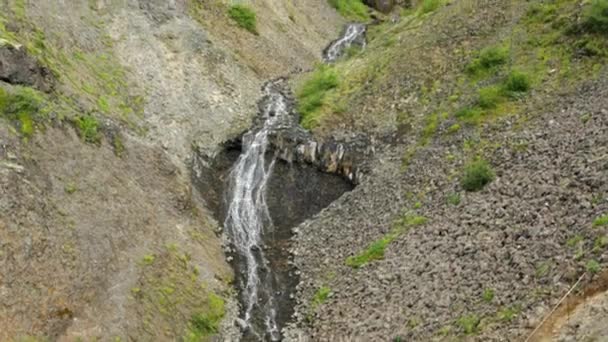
[224,80,291,341]
[323,23,367,62]
[223,24,366,341]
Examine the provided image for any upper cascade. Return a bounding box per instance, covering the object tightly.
[323,23,367,62]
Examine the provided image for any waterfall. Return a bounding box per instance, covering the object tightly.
[224,80,290,341]
[224,23,366,341]
[323,23,367,62]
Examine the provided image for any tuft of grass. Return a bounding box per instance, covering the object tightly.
[75,115,100,143]
[447,192,461,206]
[447,123,461,134]
[64,183,77,194]
[455,106,484,123]
[328,0,369,21]
[457,314,480,335]
[503,70,531,94]
[186,293,225,338]
[297,65,339,129]
[142,254,155,265]
[461,159,495,192]
[346,214,427,268]
[0,86,46,137]
[593,214,608,227]
[497,306,519,322]
[583,0,608,33]
[477,86,503,109]
[228,5,258,34]
[593,236,607,253]
[419,0,444,14]
[466,46,509,76]
[482,288,494,302]
[312,286,331,307]
[586,259,601,274]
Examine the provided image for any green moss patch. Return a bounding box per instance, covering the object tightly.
[228,5,258,34]
[0,86,47,137]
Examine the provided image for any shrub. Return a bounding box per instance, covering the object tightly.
[583,0,608,33]
[228,5,258,34]
[466,46,509,76]
[447,192,461,205]
[297,65,339,128]
[503,71,531,94]
[75,115,100,143]
[482,288,494,302]
[328,0,369,20]
[187,293,225,337]
[461,160,495,192]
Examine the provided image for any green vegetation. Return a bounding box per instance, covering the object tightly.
[497,306,519,322]
[142,254,155,265]
[0,86,47,137]
[593,236,607,253]
[586,259,601,274]
[477,86,503,109]
[420,0,444,15]
[346,214,427,268]
[457,314,480,335]
[503,70,531,94]
[185,293,225,339]
[583,0,608,33]
[566,234,583,247]
[75,115,100,143]
[328,0,369,21]
[228,5,258,34]
[536,262,551,277]
[482,288,494,302]
[447,123,461,134]
[312,286,331,307]
[296,65,339,129]
[64,183,77,194]
[460,159,495,192]
[466,46,509,77]
[447,192,461,206]
[593,214,608,227]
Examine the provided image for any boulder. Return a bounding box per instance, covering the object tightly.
[0,44,53,92]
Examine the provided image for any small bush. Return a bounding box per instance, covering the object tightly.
[328,0,369,20]
[477,86,503,109]
[503,71,531,94]
[457,314,480,335]
[228,5,258,34]
[447,192,461,205]
[593,214,608,227]
[297,65,339,128]
[583,0,608,33]
[461,160,495,192]
[188,293,225,338]
[466,46,509,76]
[75,115,100,143]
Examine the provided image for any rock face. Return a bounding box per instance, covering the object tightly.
[363,0,396,13]
[0,45,53,91]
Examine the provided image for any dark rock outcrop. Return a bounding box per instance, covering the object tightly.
[0,45,53,92]
[363,0,395,13]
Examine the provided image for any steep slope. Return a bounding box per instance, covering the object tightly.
[288,0,608,340]
[0,0,343,340]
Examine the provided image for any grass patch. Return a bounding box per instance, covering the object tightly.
[503,70,531,94]
[455,106,484,123]
[297,65,339,129]
[328,0,370,21]
[497,306,519,322]
[477,86,504,109]
[0,86,47,137]
[228,5,258,34]
[419,0,444,14]
[461,159,495,192]
[583,0,608,33]
[312,286,331,307]
[466,45,509,77]
[447,192,461,206]
[75,115,100,143]
[593,214,608,227]
[482,288,494,302]
[457,314,480,335]
[185,293,225,339]
[586,259,601,274]
[346,214,427,268]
